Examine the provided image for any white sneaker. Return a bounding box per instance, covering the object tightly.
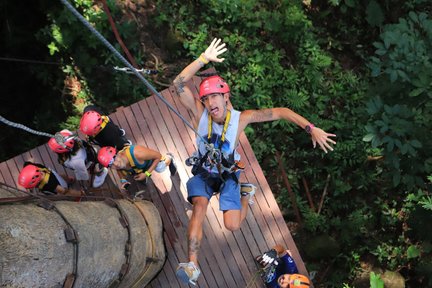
[176,262,200,286]
[92,168,108,188]
[241,183,256,205]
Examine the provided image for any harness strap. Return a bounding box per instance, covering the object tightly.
[38,168,51,190]
[122,146,160,175]
[122,146,143,174]
[93,115,109,137]
[207,109,231,143]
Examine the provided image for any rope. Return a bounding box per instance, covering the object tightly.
[100,0,139,68]
[59,0,213,149]
[0,115,55,138]
[245,268,263,288]
[0,56,61,65]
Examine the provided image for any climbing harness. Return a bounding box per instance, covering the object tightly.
[58,0,223,166]
[37,168,51,190]
[114,66,158,75]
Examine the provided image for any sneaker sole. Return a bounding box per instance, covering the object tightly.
[176,269,193,285]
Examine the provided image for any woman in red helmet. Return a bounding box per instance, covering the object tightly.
[97,145,177,195]
[18,162,83,197]
[79,105,131,150]
[256,244,311,288]
[48,129,108,190]
[172,38,336,285]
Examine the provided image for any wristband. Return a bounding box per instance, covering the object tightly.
[120,178,128,183]
[198,54,209,65]
[144,171,152,177]
[305,123,315,134]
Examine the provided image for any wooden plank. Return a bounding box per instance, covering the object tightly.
[239,133,308,275]
[135,98,210,287]
[0,168,5,184]
[5,157,21,189]
[0,161,15,188]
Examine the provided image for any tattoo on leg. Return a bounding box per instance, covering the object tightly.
[189,237,201,257]
[175,76,186,94]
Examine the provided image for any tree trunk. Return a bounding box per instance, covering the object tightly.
[0,187,165,288]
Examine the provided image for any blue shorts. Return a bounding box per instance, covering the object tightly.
[186,172,241,211]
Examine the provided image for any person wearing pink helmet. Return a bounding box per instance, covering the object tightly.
[18,162,83,197]
[172,38,336,285]
[48,129,108,190]
[79,105,131,150]
[97,145,177,195]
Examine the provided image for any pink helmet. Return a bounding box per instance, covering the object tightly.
[199,75,230,99]
[18,164,44,189]
[48,130,75,153]
[98,146,117,167]
[80,110,103,136]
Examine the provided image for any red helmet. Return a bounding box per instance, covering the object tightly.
[18,164,45,189]
[48,130,75,153]
[288,274,311,288]
[199,75,230,99]
[80,110,103,136]
[98,146,117,167]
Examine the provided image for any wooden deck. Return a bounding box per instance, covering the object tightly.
[0,75,309,287]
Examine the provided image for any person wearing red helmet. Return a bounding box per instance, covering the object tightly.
[97,145,177,194]
[18,162,83,197]
[256,244,311,288]
[48,129,108,190]
[172,38,336,285]
[79,105,131,150]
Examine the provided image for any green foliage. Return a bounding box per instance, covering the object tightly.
[370,272,384,288]
[407,245,421,259]
[36,0,150,116]
[365,1,385,27]
[365,12,432,189]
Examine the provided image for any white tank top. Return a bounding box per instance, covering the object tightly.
[196,109,241,173]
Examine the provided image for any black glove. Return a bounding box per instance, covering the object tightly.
[257,249,278,267]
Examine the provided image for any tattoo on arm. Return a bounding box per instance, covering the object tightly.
[174,76,186,94]
[189,237,201,258]
[251,108,274,123]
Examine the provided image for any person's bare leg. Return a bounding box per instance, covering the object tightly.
[188,196,209,265]
[223,195,249,231]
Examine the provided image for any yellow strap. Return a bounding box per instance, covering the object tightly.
[93,116,109,136]
[38,168,51,190]
[122,146,137,169]
[122,146,145,174]
[208,109,231,143]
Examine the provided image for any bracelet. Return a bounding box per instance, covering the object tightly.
[144,171,152,177]
[120,178,128,183]
[198,54,209,65]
